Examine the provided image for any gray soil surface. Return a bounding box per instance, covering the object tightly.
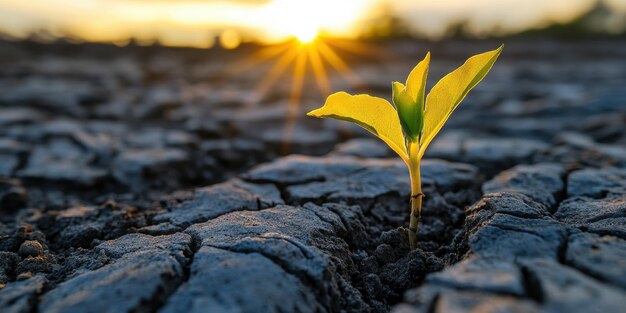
[0,39,625,313]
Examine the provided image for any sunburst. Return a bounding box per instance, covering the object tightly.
[224,34,390,153]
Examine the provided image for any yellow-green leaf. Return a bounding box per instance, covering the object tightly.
[419,45,503,158]
[308,92,408,161]
[392,81,417,138]
[392,53,430,140]
[405,52,430,104]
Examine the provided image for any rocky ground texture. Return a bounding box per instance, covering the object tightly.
[0,39,625,313]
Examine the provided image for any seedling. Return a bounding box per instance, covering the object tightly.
[308,46,503,250]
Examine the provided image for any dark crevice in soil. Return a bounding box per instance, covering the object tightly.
[31,296,41,313]
[551,168,571,213]
[147,235,200,313]
[301,206,348,235]
[489,223,552,241]
[553,170,611,281]
[557,230,570,265]
[584,211,626,224]
[261,234,318,259]
[579,190,611,200]
[495,209,546,220]
[339,192,480,311]
[519,264,544,303]
[426,293,440,313]
[135,272,187,313]
[242,178,326,199]
[556,230,620,288]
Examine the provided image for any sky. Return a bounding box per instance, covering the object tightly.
[0,0,624,48]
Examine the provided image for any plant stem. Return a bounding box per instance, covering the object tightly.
[408,141,422,250]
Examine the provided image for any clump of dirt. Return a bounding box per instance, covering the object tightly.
[336,186,481,311]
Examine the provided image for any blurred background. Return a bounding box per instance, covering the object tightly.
[0,0,625,203]
[2,0,625,45]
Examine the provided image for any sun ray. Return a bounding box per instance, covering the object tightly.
[289,45,308,107]
[226,40,293,75]
[282,44,309,154]
[227,36,372,151]
[306,44,331,96]
[246,43,299,106]
[315,39,362,86]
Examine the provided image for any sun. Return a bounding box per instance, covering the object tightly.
[293,26,319,43]
[225,33,389,153]
[293,28,318,43]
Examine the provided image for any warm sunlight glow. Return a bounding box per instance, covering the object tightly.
[262,0,370,43]
[0,0,375,47]
[293,27,318,43]
[0,0,620,46]
[223,35,389,152]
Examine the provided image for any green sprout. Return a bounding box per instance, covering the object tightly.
[308,46,503,250]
